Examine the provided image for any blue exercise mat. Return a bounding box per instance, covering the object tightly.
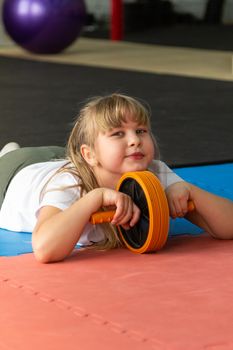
[0,229,83,257]
[0,229,32,256]
[170,162,233,236]
[0,163,232,257]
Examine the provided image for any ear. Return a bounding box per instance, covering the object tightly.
[80,144,98,167]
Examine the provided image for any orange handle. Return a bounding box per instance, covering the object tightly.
[90,210,115,225]
[90,201,195,225]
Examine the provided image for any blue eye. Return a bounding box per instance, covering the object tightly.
[136,129,147,134]
[111,131,124,137]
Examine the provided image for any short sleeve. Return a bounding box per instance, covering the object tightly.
[148,160,184,189]
[38,171,81,212]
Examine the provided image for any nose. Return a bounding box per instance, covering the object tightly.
[128,132,141,147]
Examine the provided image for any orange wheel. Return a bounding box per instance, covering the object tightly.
[90,171,194,253]
[115,171,169,253]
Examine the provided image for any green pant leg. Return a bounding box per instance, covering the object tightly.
[0,146,66,208]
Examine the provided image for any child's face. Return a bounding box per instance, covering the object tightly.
[92,118,155,187]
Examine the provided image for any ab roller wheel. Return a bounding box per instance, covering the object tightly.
[90,171,170,254]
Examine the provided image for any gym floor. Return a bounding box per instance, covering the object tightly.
[0,33,232,81]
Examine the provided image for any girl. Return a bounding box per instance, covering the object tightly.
[0,93,232,263]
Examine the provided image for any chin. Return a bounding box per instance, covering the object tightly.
[123,158,151,173]
[125,165,148,173]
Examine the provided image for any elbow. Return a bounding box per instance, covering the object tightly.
[206,228,233,240]
[33,252,51,264]
[32,230,53,263]
[33,245,54,264]
[32,240,64,264]
[210,232,233,240]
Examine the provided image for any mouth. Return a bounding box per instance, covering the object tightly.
[127,152,144,160]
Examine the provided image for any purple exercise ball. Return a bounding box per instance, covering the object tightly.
[2,0,87,54]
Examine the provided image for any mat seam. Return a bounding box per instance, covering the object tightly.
[0,275,166,350]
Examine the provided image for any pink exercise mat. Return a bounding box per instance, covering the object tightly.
[0,234,233,350]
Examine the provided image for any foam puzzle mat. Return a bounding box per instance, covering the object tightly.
[0,234,233,349]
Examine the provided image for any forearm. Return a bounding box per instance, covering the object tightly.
[32,189,104,263]
[186,184,233,239]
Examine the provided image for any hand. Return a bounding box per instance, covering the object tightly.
[165,181,191,219]
[99,188,141,229]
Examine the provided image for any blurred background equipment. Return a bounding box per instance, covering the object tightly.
[2,0,87,53]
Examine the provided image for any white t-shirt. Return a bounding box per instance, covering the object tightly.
[0,159,183,245]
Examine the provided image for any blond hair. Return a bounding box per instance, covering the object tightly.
[66,93,159,250]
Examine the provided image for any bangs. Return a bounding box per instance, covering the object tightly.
[92,94,151,132]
